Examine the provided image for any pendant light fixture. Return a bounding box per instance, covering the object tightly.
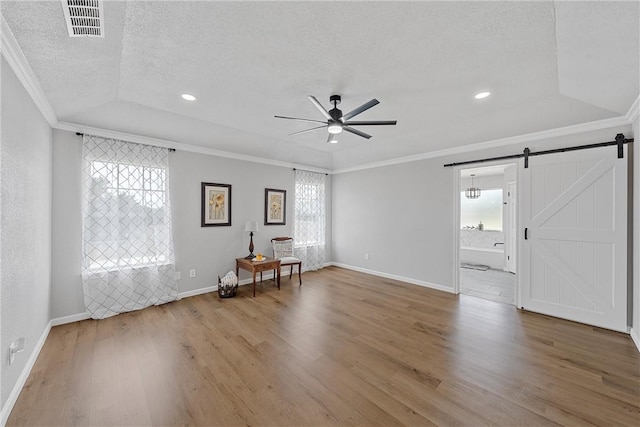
[465,174,481,199]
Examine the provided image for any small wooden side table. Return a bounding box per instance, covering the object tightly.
[235,257,281,297]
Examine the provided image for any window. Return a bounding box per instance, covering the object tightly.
[84,160,171,271]
[294,180,325,246]
[460,189,503,230]
[294,170,326,271]
[81,135,178,319]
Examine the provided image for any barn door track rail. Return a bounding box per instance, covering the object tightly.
[443,133,633,168]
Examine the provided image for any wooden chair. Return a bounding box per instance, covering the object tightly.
[271,237,302,286]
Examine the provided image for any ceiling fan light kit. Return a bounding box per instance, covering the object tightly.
[275,94,397,143]
[327,123,342,134]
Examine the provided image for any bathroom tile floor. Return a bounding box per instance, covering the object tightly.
[460,267,516,305]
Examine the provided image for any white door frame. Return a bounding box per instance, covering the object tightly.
[506,181,517,274]
[453,161,519,302]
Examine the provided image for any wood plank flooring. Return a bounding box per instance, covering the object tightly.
[8,266,640,426]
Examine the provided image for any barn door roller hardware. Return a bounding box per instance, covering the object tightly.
[443,134,633,168]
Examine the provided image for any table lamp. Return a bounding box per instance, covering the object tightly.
[244,221,258,259]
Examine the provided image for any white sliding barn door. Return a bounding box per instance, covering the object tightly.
[520,146,627,332]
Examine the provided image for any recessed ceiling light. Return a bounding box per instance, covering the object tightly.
[474,91,491,99]
[181,93,196,101]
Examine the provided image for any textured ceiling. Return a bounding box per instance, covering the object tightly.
[1,1,638,170]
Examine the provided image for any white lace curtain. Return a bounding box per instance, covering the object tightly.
[81,135,178,319]
[294,169,326,271]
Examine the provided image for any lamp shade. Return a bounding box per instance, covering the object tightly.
[244,221,258,233]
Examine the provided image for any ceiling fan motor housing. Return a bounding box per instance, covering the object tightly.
[329,95,343,121]
[329,109,342,121]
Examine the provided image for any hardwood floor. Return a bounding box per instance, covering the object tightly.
[8,266,640,426]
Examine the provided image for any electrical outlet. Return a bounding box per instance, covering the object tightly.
[189,269,196,278]
[175,271,181,280]
[365,253,370,260]
[9,337,25,365]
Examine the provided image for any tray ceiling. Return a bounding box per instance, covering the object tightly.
[1,1,638,170]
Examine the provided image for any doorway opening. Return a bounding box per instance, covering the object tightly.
[457,163,517,305]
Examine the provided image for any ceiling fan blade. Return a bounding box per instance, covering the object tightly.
[342,99,380,121]
[344,120,397,126]
[342,125,372,139]
[275,115,327,124]
[308,96,332,120]
[289,125,327,136]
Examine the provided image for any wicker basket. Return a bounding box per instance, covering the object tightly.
[218,272,238,298]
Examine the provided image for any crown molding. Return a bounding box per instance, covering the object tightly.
[627,94,639,124]
[4,6,635,175]
[0,15,57,126]
[332,115,632,174]
[53,121,332,174]
[55,114,630,177]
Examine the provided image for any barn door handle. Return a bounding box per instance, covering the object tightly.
[524,228,528,240]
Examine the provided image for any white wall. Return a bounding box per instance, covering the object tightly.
[50,130,83,318]
[332,126,632,292]
[50,130,332,317]
[170,150,332,292]
[0,56,52,410]
[332,159,455,288]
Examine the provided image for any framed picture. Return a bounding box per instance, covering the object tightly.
[264,188,286,225]
[201,182,232,227]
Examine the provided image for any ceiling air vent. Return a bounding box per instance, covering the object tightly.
[61,0,104,38]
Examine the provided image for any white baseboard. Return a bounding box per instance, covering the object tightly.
[328,262,454,294]
[48,276,280,327]
[630,327,640,353]
[177,273,280,299]
[178,285,217,299]
[1,320,52,427]
[50,312,91,327]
